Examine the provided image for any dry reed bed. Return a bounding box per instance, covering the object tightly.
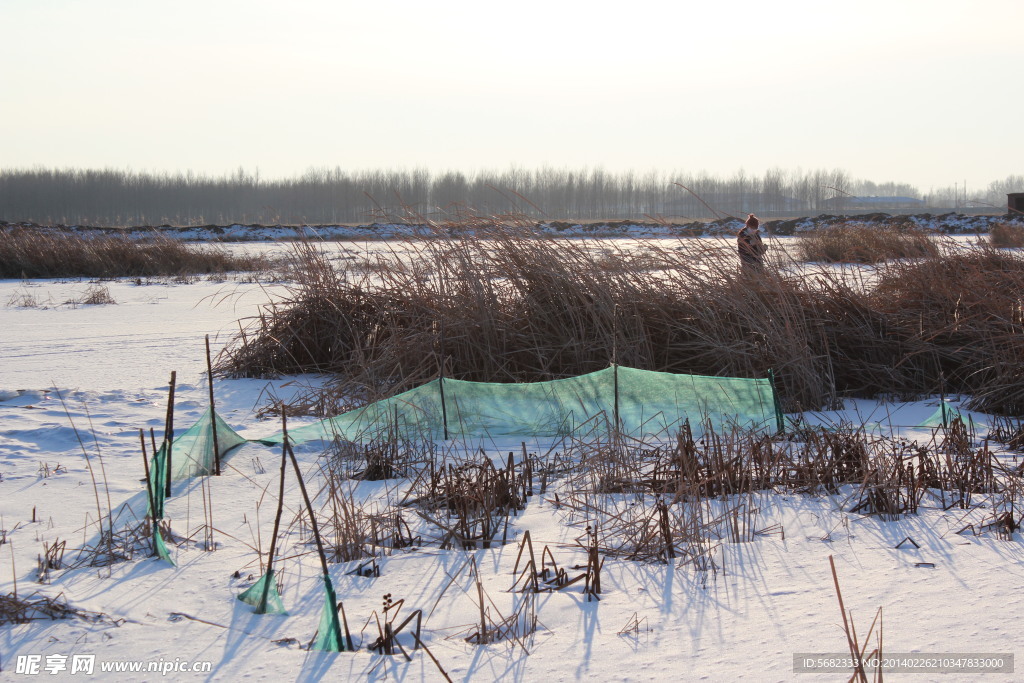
[989,222,1024,248]
[0,227,270,278]
[218,227,1024,416]
[513,415,1023,566]
[265,412,1024,577]
[795,223,940,263]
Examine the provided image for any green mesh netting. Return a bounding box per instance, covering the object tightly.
[312,574,346,652]
[238,569,287,615]
[146,409,247,566]
[146,407,246,507]
[168,407,249,480]
[923,403,962,428]
[147,442,168,519]
[145,443,175,565]
[261,367,780,445]
[153,526,175,566]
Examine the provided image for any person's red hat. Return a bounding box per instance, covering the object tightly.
[744,213,759,229]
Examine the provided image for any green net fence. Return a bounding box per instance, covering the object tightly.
[237,569,287,615]
[930,402,962,428]
[261,366,781,445]
[144,442,175,565]
[140,366,780,569]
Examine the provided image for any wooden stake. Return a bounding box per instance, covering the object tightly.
[612,304,620,432]
[438,319,449,441]
[284,431,349,649]
[139,429,151,487]
[164,371,176,498]
[10,540,17,599]
[258,409,290,611]
[205,335,222,475]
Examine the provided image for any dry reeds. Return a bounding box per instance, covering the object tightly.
[218,227,1024,415]
[325,426,432,481]
[870,249,1024,414]
[217,232,842,410]
[76,284,116,305]
[989,222,1024,248]
[543,411,1024,570]
[829,555,884,683]
[990,416,1024,451]
[0,590,112,626]
[364,593,451,680]
[37,539,66,583]
[796,222,939,263]
[413,455,526,550]
[0,227,269,278]
[312,469,406,563]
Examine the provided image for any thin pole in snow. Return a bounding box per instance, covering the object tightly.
[206,335,222,476]
[438,318,449,440]
[258,409,290,611]
[164,371,176,498]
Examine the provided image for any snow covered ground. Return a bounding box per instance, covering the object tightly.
[2,247,1023,681]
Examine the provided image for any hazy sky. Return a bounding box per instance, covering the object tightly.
[4,0,1021,193]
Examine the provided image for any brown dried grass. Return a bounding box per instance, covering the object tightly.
[870,249,1024,414]
[989,222,1024,248]
[218,231,837,410]
[796,222,939,263]
[0,227,269,278]
[217,227,1024,416]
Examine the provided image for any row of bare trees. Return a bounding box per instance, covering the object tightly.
[0,166,1017,227]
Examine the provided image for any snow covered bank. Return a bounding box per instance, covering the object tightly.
[3,211,1021,242]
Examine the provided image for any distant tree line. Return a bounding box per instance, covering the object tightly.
[0,166,1019,227]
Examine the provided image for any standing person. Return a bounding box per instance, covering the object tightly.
[737,213,766,272]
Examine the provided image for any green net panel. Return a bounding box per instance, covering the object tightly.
[169,407,249,480]
[145,444,175,565]
[614,366,779,436]
[269,380,447,445]
[312,574,346,652]
[261,367,780,445]
[146,407,247,511]
[237,569,287,615]
[928,403,962,428]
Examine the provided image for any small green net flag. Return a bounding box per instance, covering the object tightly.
[237,569,287,615]
[923,403,962,429]
[153,526,176,566]
[145,443,176,565]
[312,574,346,652]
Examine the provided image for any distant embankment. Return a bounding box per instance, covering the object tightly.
[0,212,1018,242]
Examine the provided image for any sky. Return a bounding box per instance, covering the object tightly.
[3,0,1022,193]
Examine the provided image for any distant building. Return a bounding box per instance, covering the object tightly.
[1009,193,1024,214]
